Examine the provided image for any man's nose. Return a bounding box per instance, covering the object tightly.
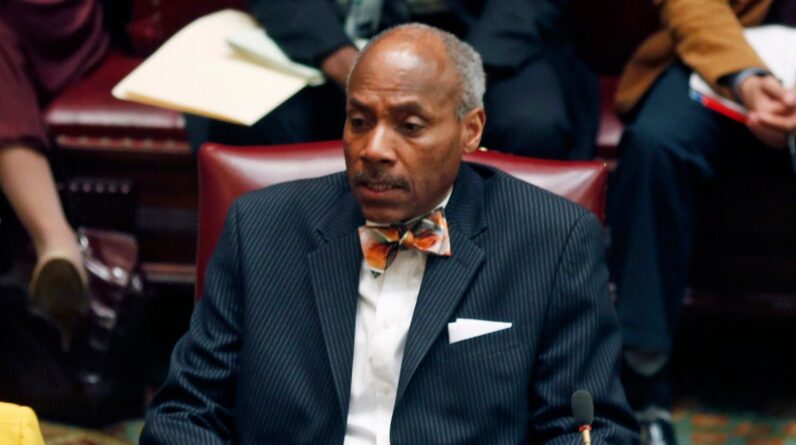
[361,124,397,163]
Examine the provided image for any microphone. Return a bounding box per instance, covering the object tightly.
[571,389,594,445]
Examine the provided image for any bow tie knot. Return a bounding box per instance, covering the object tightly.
[359,208,451,277]
[399,230,416,249]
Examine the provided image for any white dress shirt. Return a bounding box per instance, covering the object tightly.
[344,191,452,445]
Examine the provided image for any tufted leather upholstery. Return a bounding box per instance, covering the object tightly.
[43,51,188,151]
[195,141,607,298]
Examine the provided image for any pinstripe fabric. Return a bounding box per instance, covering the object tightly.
[141,163,639,444]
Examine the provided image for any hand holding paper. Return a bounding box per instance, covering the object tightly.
[741,75,796,148]
[689,25,796,126]
[689,25,796,158]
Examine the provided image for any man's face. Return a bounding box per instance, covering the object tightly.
[344,32,484,223]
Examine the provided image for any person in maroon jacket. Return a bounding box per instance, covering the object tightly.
[0,0,109,340]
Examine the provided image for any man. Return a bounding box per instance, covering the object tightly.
[186,0,600,160]
[608,0,795,443]
[143,24,638,444]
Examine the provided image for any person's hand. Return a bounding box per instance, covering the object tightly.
[321,45,360,89]
[739,75,796,148]
[748,108,796,148]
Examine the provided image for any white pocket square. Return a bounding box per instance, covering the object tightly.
[447,318,512,344]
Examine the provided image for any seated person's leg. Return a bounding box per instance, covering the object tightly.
[607,62,765,430]
[0,148,81,269]
[0,20,87,340]
[480,56,586,159]
[185,82,347,154]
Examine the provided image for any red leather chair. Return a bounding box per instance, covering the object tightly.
[196,141,608,298]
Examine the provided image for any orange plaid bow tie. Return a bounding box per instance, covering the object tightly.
[358,208,451,277]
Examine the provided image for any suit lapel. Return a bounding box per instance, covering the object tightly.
[308,187,363,418]
[396,164,487,402]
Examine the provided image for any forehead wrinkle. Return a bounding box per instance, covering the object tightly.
[350,44,459,115]
[354,54,437,91]
[348,86,451,117]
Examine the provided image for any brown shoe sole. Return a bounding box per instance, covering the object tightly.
[29,257,89,336]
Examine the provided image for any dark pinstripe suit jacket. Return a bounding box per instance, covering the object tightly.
[141,163,639,444]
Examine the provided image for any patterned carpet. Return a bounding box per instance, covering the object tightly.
[40,419,143,445]
[38,409,796,444]
[673,409,796,445]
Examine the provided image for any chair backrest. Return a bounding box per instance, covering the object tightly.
[196,141,607,298]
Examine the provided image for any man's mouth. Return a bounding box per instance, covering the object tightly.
[364,182,400,191]
[353,171,408,194]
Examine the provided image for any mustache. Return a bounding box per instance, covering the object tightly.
[352,168,410,190]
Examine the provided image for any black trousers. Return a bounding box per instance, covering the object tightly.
[185,53,596,160]
[607,62,792,353]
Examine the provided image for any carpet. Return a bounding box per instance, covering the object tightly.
[674,408,796,445]
[38,409,796,444]
[40,419,143,445]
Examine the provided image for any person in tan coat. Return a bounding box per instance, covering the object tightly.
[607,0,795,443]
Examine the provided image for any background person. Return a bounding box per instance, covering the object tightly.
[607,0,796,443]
[0,0,109,337]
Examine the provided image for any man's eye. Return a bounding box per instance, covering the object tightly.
[350,117,366,128]
[402,122,423,132]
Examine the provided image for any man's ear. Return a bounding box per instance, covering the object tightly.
[461,107,486,154]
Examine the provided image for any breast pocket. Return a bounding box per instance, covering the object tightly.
[418,329,528,428]
[442,325,520,364]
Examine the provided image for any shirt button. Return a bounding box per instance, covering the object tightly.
[382,321,390,330]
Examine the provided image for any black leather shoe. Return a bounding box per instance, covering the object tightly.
[621,360,672,410]
[639,417,677,445]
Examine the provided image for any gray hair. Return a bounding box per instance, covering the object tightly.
[347,23,486,119]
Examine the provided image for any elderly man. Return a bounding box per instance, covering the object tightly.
[142,24,637,444]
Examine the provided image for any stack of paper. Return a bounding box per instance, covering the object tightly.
[113,10,315,126]
[226,30,367,87]
[226,29,326,86]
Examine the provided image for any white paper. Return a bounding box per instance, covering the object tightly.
[226,28,326,85]
[226,31,368,87]
[113,10,309,126]
[447,318,512,344]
